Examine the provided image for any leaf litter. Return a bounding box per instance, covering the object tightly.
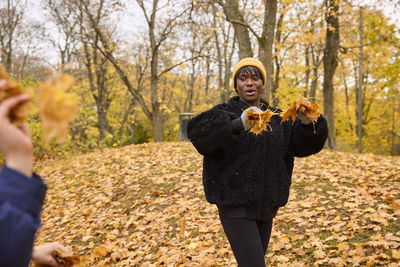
[34,142,400,266]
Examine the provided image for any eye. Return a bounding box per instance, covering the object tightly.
[252,76,259,81]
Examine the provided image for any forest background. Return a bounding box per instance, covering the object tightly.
[1,0,400,156]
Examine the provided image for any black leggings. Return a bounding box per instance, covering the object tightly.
[219,210,273,267]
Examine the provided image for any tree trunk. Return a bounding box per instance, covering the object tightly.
[219,0,276,103]
[309,20,322,100]
[310,64,319,100]
[212,2,235,103]
[223,52,233,102]
[119,94,134,144]
[78,2,112,143]
[213,3,225,103]
[342,69,353,132]
[322,0,339,149]
[258,0,277,103]
[223,29,235,103]
[82,42,110,141]
[272,11,283,106]
[151,108,164,142]
[220,0,253,59]
[97,104,108,140]
[391,94,397,155]
[304,44,310,98]
[187,58,196,113]
[0,0,24,75]
[148,0,164,142]
[205,55,210,97]
[356,7,363,153]
[150,53,164,142]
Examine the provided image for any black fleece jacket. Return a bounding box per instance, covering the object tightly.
[187,96,328,220]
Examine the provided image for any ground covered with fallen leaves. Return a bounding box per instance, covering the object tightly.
[34,142,400,266]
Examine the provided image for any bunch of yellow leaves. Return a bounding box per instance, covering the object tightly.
[38,74,78,142]
[281,97,321,124]
[281,96,321,133]
[32,249,80,267]
[0,65,32,126]
[246,108,277,135]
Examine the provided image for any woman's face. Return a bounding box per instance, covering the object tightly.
[236,71,264,106]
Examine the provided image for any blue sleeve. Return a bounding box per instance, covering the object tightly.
[0,165,47,267]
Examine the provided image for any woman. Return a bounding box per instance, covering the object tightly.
[0,81,71,267]
[187,58,328,266]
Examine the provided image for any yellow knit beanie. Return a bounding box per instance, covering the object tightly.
[232,58,266,89]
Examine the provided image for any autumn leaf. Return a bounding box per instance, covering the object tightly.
[180,218,186,237]
[392,250,400,260]
[281,96,321,125]
[93,245,110,258]
[246,108,277,135]
[38,74,78,142]
[0,65,32,126]
[313,249,326,259]
[337,242,349,251]
[295,247,307,256]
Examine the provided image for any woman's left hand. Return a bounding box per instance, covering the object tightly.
[32,242,71,267]
[297,111,312,125]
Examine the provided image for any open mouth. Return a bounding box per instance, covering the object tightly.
[245,89,256,96]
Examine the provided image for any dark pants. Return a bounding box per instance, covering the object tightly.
[218,207,273,267]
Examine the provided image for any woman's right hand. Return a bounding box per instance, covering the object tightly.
[240,106,263,131]
[32,242,72,267]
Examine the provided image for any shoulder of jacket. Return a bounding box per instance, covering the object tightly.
[212,102,232,111]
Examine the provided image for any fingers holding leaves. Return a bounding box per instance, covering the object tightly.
[281,97,321,125]
[245,108,278,135]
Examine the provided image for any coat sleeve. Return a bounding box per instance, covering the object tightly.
[187,104,240,155]
[0,165,47,267]
[290,115,329,157]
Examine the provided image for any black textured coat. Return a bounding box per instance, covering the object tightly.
[187,96,328,220]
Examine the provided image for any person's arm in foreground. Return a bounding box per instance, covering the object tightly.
[0,88,47,266]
